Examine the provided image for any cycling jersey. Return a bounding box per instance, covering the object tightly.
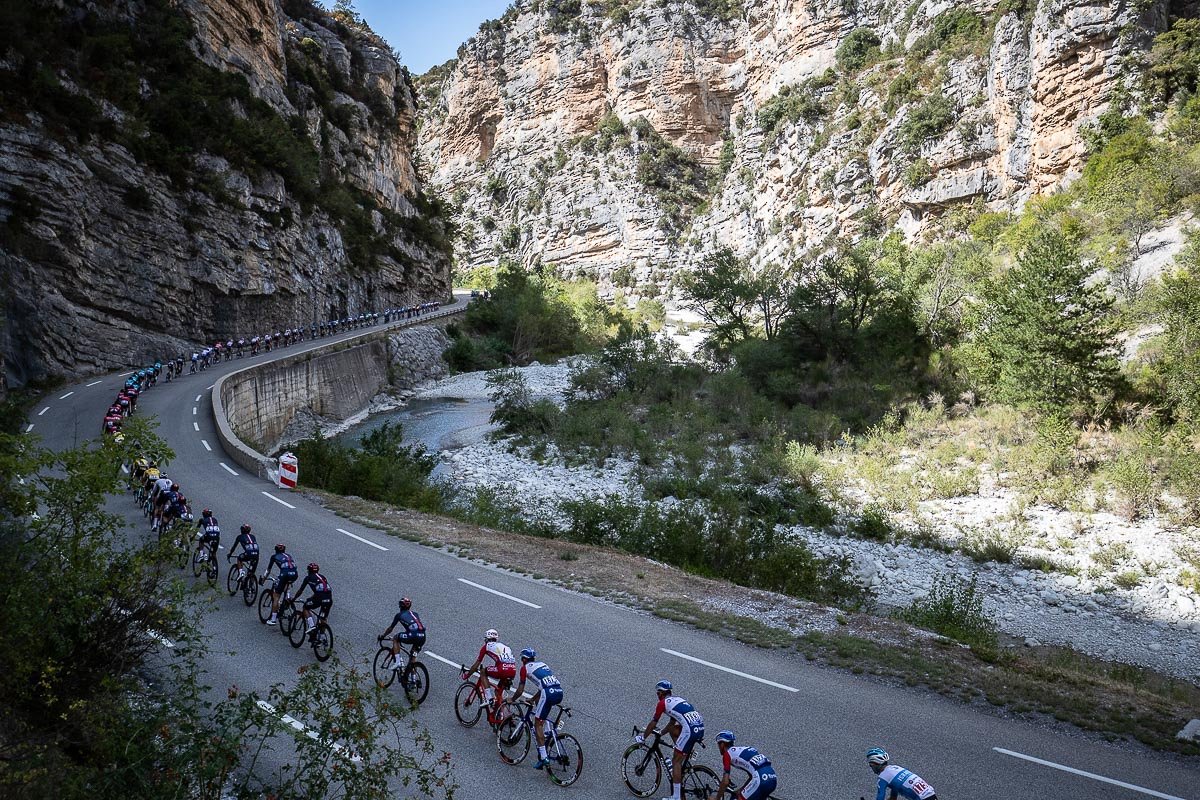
[655,695,704,755]
[299,571,331,597]
[723,746,777,800]
[876,765,936,800]
[198,516,220,541]
[390,609,426,645]
[269,552,297,575]
[233,531,259,556]
[478,641,517,679]
[520,661,564,720]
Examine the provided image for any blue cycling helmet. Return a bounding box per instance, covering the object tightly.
[867,748,889,766]
[715,730,735,744]
[655,680,672,693]
[520,648,536,661]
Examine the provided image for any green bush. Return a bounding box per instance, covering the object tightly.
[836,27,881,72]
[898,574,997,649]
[757,78,828,137]
[487,368,562,438]
[897,95,956,153]
[909,8,986,58]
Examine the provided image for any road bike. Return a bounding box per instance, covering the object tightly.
[257,577,297,634]
[496,700,583,786]
[621,726,718,798]
[288,605,333,662]
[191,539,218,585]
[373,637,430,705]
[454,667,512,731]
[226,555,258,605]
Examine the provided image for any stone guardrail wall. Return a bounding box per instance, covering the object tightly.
[211,305,466,480]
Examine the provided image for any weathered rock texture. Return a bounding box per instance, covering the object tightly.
[0,0,452,388]
[387,325,452,389]
[418,0,1172,295]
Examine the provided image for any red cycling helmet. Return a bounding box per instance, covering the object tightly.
[307,562,319,572]
[202,508,212,517]
[241,524,252,534]
[399,597,412,610]
[274,543,286,553]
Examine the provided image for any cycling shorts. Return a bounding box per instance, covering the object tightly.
[674,721,704,756]
[199,531,220,546]
[238,553,259,571]
[533,687,564,720]
[303,594,332,614]
[275,572,297,591]
[394,631,426,651]
[739,767,777,800]
[485,664,517,682]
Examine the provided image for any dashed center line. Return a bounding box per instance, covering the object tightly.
[200,439,212,452]
[660,648,799,693]
[38,407,49,416]
[121,464,129,474]
[87,380,103,387]
[206,383,215,390]
[992,748,1186,800]
[59,391,74,399]
[219,463,239,476]
[194,394,201,402]
[192,407,197,415]
[25,424,34,433]
[261,491,295,509]
[148,630,175,649]
[256,700,360,762]
[424,651,460,669]
[456,578,541,609]
[336,528,388,551]
[193,422,200,431]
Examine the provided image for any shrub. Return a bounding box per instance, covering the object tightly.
[1105,455,1157,520]
[852,504,894,541]
[909,8,986,58]
[898,574,997,649]
[897,95,956,153]
[757,76,830,137]
[836,27,881,72]
[487,368,562,438]
[960,525,1021,563]
[904,158,934,187]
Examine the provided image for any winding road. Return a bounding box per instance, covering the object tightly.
[28,294,1200,800]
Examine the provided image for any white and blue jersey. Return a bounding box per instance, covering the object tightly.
[723,746,777,800]
[876,765,936,800]
[656,695,704,755]
[520,660,563,719]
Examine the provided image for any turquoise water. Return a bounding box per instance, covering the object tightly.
[335,396,496,475]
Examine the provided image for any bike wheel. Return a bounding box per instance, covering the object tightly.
[257,589,272,624]
[242,573,258,606]
[621,744,662,798]
[373,648,396,688]
[496,705,529,765]
[226,564,239,596]
[175,536,190,570]
[546,732,583,787]
[312,622,333,662]
[682,765,720,800]
[403,662,430,705]
[287,614,305,648]
[206,557,218,586]
[453,683,483,728]
[279,603,294,636]
[191,547,202,577]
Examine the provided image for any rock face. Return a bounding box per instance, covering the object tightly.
[387,326,452,389]
[418,0,1168,295]
[0,0,452,388]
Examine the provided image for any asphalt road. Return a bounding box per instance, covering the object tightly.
[28,297,1200,800]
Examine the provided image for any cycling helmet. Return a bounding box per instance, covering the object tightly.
[655,680,672,694]
[867,748,889,767]
[202,508,212,517]
[307,562,319,572]
[399,597,412,610]
[241,524,251,534]
[484,629,499,641]
[275,543,286,553]
[715,730,736,744]
[520,648,536,661]
[170,483,179,491]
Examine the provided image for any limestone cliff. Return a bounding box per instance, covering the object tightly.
[418,0,1176,297]
[0,0,452,387]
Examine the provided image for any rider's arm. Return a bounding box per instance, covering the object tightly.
[465,645,486,677]
[875,778,889,800]
[513,663,528,697]
[641,698,666,740]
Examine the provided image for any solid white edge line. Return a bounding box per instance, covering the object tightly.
[38,407,49,416]
[59,391,74,399]
[991,748,1186,800]
[660,648,799,693]
[219,462,239,476]
[335,528,388,551]
[87,380,103,387]
[424,651,460,669]
[261,491,295,509]
[456,577,541,609]
[194,394,201,402]
[25,424,34,433]
[193,422,200,431]
[200,439,212,452]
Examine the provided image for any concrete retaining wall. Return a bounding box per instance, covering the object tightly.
[211,306,465,479]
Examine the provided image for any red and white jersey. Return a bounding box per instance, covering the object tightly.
[655,695,702,729]
[478,641,516,676]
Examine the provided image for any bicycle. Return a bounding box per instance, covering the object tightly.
[226,555,259,605]
[496,700,583,786]
[454,667,512,730]
[373,637,430,705]
[191,539,219,586]
[257,577,297,634]
[288,605,333,662]
[621,726,718,799]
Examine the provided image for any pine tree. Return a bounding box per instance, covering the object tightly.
[973,228,1118,410]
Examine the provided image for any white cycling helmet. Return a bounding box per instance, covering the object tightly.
[867,748,890,767]
[484,628,499,641]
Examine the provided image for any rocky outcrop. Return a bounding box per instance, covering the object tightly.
[0,0,452,389]
[387,326,452,389]
[418,0,1168,297]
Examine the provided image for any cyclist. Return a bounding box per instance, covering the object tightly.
[196,509,220,565]
[867,748,937,800]
[261,544,298,625]
[709,731,777,800]
[295,562,332,638]
[637,680,704,800]
[229,523,259,581]
[514,648,564,770]
[379,596,425,670]
[463,629,516,725]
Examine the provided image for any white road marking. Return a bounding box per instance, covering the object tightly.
[424,651,460,669]
[200,439,212,452]
[992,748,1186,800]
[87,380,103,387]
[121,464,129,474]
[120,371,134,376]
[206,384,215,390]
[256,700,360,762]
[660,648,799,693]
[192,407,197,415]
[456,578,541,609]
[148,630,175,649]
[38,407,49,416]
[336,528,388,551]
[59,391,74,399]
[193,422,200,431]
[219,462,239,476]
[25,424,34,433]
[261,491,295,508]
[194,394,201,402]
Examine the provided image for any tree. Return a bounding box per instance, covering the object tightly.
[1155,265,1200,421]
[678,248,758,355]
[968,228,1118,410]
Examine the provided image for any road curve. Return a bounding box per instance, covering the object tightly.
[27,297,1200,800]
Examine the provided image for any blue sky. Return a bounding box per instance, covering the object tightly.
[351,1,513,74]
